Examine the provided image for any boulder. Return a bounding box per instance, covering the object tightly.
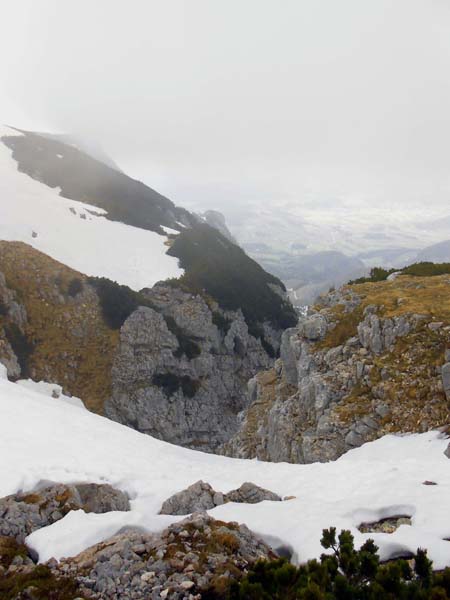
[298,314,327,341]
[225,482,281,504]
[159,481,217,516]
[159,480,281,515]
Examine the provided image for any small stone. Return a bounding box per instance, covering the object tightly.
[160,589,169,599]
[422,481,437,486]
[180,580,195,590]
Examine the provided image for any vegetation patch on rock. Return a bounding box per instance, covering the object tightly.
[229,527,450,600]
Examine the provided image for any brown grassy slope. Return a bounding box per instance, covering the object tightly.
[317,274,450,348]
[0,241,118,413]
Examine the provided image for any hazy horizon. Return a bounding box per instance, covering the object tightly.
[1,0,450,253]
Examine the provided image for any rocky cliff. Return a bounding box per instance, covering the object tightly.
[223,274,450,462]
[106,283,274,451]
[0,241,291,452]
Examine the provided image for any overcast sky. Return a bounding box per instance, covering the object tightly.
[1,0,450,224]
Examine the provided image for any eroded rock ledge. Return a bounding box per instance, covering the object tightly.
[222,276,450,463]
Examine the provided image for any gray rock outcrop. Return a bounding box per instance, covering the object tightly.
[0,483,129,542]
[56,512,276,599]
[223,286,449,464]
[0,271,28,379]
[159,480,281,515]
[442,362,450,401]
[357,306,411,354]
[105,283,275,451]
[225,482,281,504]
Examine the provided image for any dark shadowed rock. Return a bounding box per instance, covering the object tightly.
[445,443,450,459]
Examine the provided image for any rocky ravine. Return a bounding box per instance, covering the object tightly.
[106,283,275,451]
[0,242,287,453]
[223,275,450,463]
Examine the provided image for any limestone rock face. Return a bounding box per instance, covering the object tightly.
[223,282,449,464]
[0,483,130,543]
[442,362,450,400]
[0,271,28,379]
[357,306,412,354]
[105,284,275,452]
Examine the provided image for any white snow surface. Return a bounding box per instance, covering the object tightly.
[16,378,85,409]
[1,371,449,568]
[0,125,183,290]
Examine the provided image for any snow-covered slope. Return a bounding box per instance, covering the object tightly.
[1,366,449,569]
[0,125,182,290]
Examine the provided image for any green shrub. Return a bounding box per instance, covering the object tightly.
[88,277,143,329]
[402,262,450,277]
[349,267,397,285]
[167,224,297,332]
[212,311,232,335]
[163,315,202,359]
[0,563,81,600]
[4,323,34,378]
[67,277,83,297]
[152,373,201,398]
[228,528,450,600]
[349,262,450,286]
[88,277,202,359]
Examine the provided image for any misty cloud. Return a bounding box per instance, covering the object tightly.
[1,0,450,222]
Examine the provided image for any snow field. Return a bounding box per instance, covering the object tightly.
[0,369,449,568]
[0,125,183,290]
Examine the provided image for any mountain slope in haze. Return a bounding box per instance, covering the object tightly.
[0,125,183,290]
[0,124,297,451]
[0,125,296,333]
[416,239,450,263]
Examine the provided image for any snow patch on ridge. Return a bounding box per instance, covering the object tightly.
[0,125,183,290]
[0,365,449,568]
